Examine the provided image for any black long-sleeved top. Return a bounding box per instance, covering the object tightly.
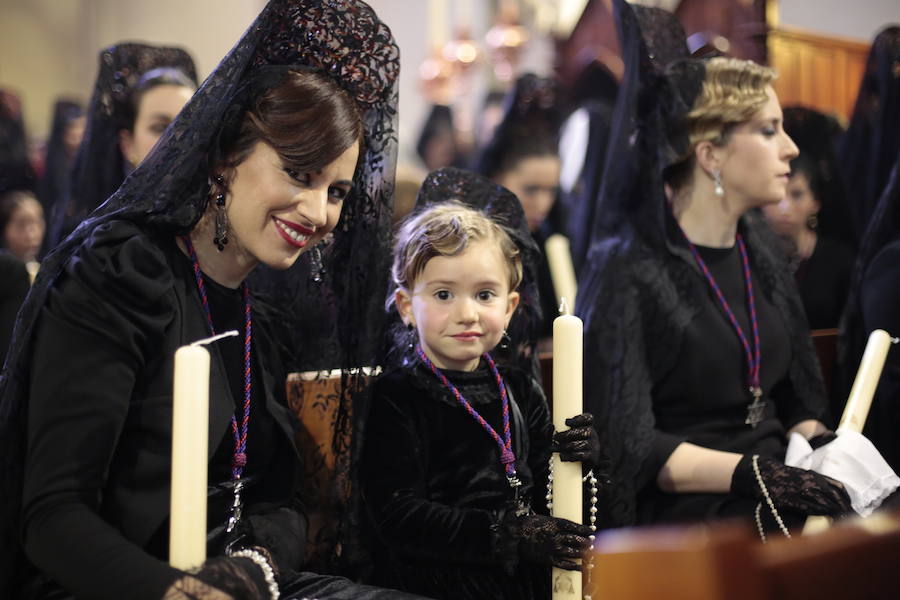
[362,359,554,600]
[580,212,828,529]
[18,221,300,600]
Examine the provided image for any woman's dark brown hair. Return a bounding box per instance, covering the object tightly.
[226,69,363,175]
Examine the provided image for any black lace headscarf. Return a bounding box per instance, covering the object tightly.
[0,0,399,589]
[577,0,824,527]
[47,43,198,247]
[473,74,561,181]
[384,167,542,377]
[838,25,900,237]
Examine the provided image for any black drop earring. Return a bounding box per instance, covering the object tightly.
[406,322,416,352]
[212,174,228,252]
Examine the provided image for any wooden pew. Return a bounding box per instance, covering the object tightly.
[589,508,900,600]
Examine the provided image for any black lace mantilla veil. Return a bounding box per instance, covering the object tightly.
[49,43,198,247]
[577,0,825,528]
[0,0,399,590]
[384,167,542,377]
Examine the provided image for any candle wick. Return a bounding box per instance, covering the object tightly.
[559,297,570,316]
[191,330,239,347]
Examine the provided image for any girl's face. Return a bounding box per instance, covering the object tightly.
[396,239,520,372]
[119,83,194,166]
[761,171,820,239]
[4,197,45,261]
[496,155,561,232]
[716,86,798,209]
[224,140,358,273]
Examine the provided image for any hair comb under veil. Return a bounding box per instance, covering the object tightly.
[0,0,399,589]
[50,42,198,246]
[384,167,543,379]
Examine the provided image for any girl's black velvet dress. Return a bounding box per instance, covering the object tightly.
[362,359,555,600]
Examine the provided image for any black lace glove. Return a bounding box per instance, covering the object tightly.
[552,413,603,468]
[731,455,853,517]
[518,513,592,571]
[162,554,271,600]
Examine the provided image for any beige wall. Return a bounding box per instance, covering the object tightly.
[0,0,265,140]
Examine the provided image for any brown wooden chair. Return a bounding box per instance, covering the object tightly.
[285,368,378,571]
[589,508,900,600]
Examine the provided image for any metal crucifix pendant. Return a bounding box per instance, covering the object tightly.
[225,479,245,533]
[508,475,530,517]
[744,386,766,429]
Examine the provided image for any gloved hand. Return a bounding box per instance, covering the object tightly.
[162,553,271,600]
[518,513,592,571]
[553,413,603,469]
[731,454,853,517]
[245,506,307,578]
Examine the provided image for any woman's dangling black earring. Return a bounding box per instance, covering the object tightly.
[499,329,511,351]
[212,174,228,252]
[309,244,325,283]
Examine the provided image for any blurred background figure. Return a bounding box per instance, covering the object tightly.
[475,73,563,340]
[0,91,36,196]
[762,106,856,330]
[0,190,44,276]
[839,25,900,238]
[35,99,84,252]
[49,42,197,247]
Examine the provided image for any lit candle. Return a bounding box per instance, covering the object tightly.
[169,344,210,569]
[545,234,577,312]
[552,298,583,599]
[803,329,895,534]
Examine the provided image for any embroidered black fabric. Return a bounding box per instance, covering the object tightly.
[0,0,399,592]
[577,0,827,528]
[49,42,198,247]
[162,555,271,600]
[383,167,542,377]
[838,25,900,237]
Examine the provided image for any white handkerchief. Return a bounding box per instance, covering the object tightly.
[785,430,900,517]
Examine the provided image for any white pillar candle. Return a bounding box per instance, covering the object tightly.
[545,234,577,313]
[552,298,584,599]
[839,329,894,433]
[169,344,210,569]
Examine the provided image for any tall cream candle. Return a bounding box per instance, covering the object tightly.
[552,298,583,599]
[169,344,210,569]
[839,329,894,433]
[545,234,577,312]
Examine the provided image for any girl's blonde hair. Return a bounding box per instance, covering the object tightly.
[667,57,776,188]
[391,201,522,297]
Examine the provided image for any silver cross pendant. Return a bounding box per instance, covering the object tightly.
[745,386,766,429]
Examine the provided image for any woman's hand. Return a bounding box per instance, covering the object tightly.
[731,455,853,516]
[162,553,272,600]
